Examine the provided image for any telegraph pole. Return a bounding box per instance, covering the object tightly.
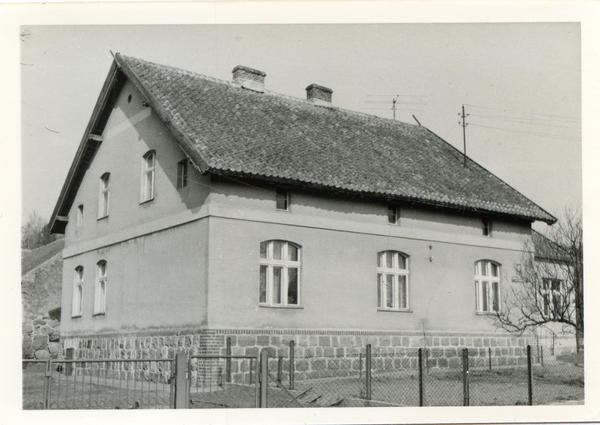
[459,105,469,167]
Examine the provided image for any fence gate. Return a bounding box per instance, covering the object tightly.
[22,358,175,409]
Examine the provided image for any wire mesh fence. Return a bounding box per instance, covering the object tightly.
[23,359,174,409]
[23,342,583,409]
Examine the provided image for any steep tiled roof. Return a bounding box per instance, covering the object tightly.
[114,54,555,224]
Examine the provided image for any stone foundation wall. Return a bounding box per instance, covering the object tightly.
[22,316,63,360]
[63,329,533,384]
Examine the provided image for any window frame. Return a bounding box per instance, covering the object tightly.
[72,266,84,318]
[482,219,492,236]
[259,240,301,308]
[177,159,188,189]
[542,277,565,317]
[275,188,290,211]
[376,251,410,311]
[387,205,398,225]
[474,260,501,313]
[141,150,156,203]
[77,205,84,227]
[98,173,110,219]
[94,261,107,315]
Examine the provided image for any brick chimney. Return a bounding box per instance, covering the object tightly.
[306,84,333,106]
[232,65,266,92]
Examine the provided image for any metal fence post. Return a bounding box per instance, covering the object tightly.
[359,353,363,382]
[174,351,188,409]
[226,337,231,383]
[527,345,533,405]
[43,359,52,409]
[259,348,269,408]
[277,356,283,383]
[289,340,295,390]
[488,347,492,372]
[540,344,544,367]
[366,344,372,401]
[418,348,424,407]
[462,348,469,406]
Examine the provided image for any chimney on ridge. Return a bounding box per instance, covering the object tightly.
[232,65,266,92]
[306,84,333,106]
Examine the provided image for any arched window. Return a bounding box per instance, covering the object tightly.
[474,260,500,312]
[73,266,84,317]
[141,150,156,202]
[94,261,107,315]
[259,240,300,306]
[98,173,110,218]
[377,251,409,310]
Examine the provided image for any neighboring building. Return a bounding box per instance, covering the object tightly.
[531,231,580,357]
[49,54,557,369]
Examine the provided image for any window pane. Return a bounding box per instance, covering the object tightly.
[273,267,282,304]
[492,281,499,311]
[491,263,498,277]
[259,265,267,303]
[553,294,561,315]
[260,242,268,259]
[287,268,298,305]
[377,273,382,307]
[542,278,549,290]
[377,253,383,268]
[399,275,407,309]
[552,279,561,292]
[273,241,283,260]
[386,252,393,269]
[543,294,549,315]
[397,255,406,269]
[481,262,488,276]
[482,282,488,311]
[388,205,397,224]
[475,281,480,311]
[276,189,288,210]
[288,244,298,262]
[386,274,394,308]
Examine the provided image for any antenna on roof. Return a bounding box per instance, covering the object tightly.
[412,115,422,126]
[364,94,428,120]
[459,104,469,167]
[109,50,116,59]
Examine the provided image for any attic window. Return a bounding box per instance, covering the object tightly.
[276,188,289,211]
[482,219,492,236]
[388,205,398,224]
[177,159,188,189]
[77,205,84,227]
[98,173,110,219]
[141,151,156,203]
[128,95,132,103]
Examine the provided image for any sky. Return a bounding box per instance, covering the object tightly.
[19,23,581,232]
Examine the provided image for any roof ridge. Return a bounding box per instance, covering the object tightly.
[115,53,422,132]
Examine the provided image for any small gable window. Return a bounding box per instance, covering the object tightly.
[276,188,289,211]
[73,266,84,317]
[94,261,107,315]
[177,159,188,189]
[259,240,300,307]
[77,205,84,227]
[377,251,410,310]
[141,150,156,203]
[475,260,500,313]
[98,173,110,219]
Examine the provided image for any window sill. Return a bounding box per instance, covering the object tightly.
[377,308,413,313]
[140,198,155,205]
[476,311,499,316]
[71,315,82,318]
[93,312,105,316]
[275,209,290,212]
[259,304,303,310]
[97,215,108,221]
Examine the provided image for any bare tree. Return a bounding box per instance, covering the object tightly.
[493,208,583,352]
[21,210,59,249]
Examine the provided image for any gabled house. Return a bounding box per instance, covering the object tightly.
[49,53,557,366]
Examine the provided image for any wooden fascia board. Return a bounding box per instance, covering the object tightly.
[114,54,211,175]
[49,61,119,234]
